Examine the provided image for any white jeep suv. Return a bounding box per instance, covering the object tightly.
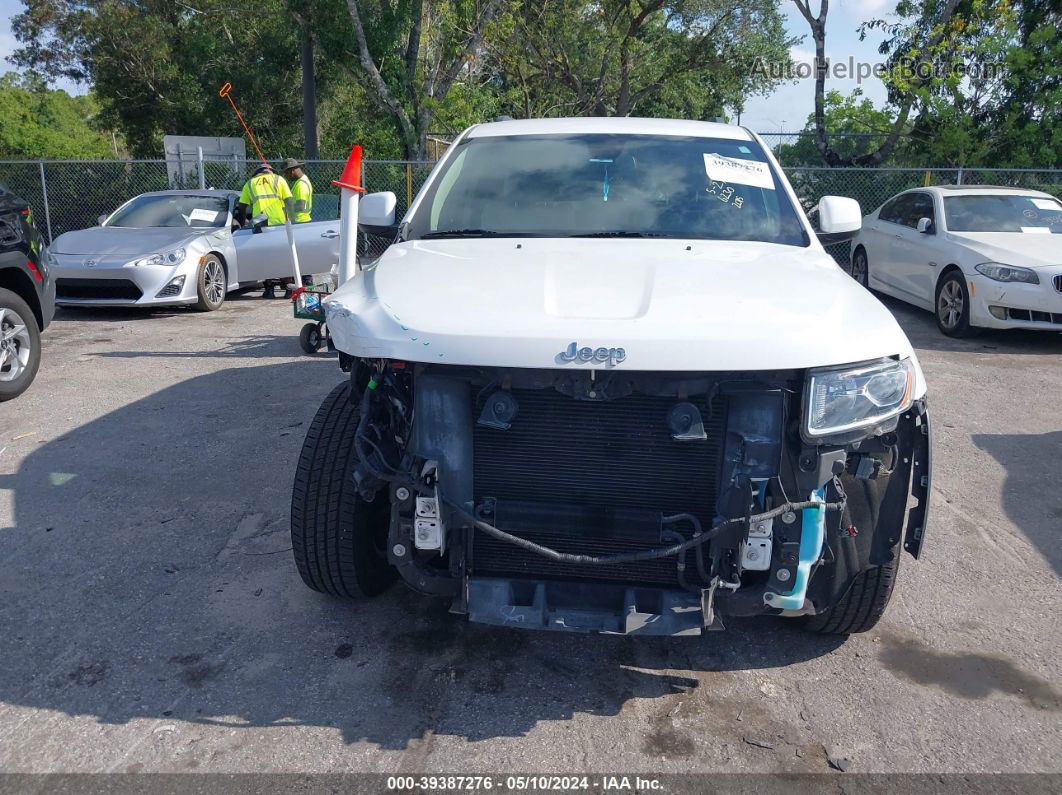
[290,118,931,636]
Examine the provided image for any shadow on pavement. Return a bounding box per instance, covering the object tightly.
[86,335,334,360]
[2,362,848,753]
[50,290,281,324]
[971,430,1062,577]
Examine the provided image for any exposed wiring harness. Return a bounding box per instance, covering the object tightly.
[354,375,846,568]
[442,499,844,566]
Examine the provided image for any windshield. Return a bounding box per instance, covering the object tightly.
[406,133,809,246]
[107,194,230,229]
[944,194,1062,234]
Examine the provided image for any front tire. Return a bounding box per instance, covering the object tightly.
[290,381,396,598]
[804,559,899,634]
[935,271,979,338]
[0,288,42,402]
[194,255,227,312]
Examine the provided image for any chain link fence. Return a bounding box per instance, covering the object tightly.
[0,157,438,244]
[0,156,1057,269]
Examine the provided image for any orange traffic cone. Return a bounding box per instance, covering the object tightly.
[332,145,366,193]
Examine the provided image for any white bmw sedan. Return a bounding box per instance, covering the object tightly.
[850,185,1062,337]
[48,190,340,311]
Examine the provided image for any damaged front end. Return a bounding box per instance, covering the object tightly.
[345,358,930,636]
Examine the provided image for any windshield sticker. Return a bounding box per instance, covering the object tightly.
[703,154,773,190]
[1031,198,1062,211]
[188,208,222,223]
[706,181,745,208]
[1020,226,1051,234]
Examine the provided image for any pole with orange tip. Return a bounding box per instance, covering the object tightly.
[332,145,366,286]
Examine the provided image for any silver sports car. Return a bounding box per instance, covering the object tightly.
[47,190,340,310]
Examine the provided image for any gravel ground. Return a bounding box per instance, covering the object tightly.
[0,291,1059,775]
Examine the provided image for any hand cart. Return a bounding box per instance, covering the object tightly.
[291,284,332,354]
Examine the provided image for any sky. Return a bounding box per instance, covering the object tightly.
[1,0,82,93]
[0,0,897,134]
[740,0,897,133]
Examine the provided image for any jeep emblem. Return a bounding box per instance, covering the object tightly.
[557,342,626,367]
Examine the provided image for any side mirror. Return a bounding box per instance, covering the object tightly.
[816,195,862,244]
[916,217,934,234]
[359,191,397,227]
[97,214,108,226]
[251,214,268,235]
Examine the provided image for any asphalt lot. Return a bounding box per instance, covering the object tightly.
[0,289,1059,775]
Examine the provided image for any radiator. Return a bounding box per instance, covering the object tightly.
[471,387,725,587]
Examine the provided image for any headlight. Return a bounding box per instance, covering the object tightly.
[804,358,914,438]
[46,251,58,267]
[128,247,186,267]
[974,262,1039,284]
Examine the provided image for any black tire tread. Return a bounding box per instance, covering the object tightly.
[290,380,394,598]
[805,559,899,634]
[299,323,321,354]
[193,255,225,312]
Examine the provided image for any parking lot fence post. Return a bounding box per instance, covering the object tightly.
[38,160,53,244]
[197,146,206,189]
[956,167,964,185]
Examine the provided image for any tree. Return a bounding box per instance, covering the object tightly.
[11,0,316,158]
[0,72,118,158]
[490,0,794,120]
[880,0,1061,167]
[335,0,509,159]
[775,88,907,166]
[791,0,970,166]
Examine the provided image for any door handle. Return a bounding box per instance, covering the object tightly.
[320,230,339,239]
[893,233,903,239]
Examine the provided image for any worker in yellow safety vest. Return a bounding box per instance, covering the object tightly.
[235,164,293,227]
[282,158,313,223]
[235,164,294,297]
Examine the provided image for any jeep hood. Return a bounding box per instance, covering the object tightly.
[326,238,923,381]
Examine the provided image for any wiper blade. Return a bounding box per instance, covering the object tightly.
[419,228,533,239]
[570,231,670,238]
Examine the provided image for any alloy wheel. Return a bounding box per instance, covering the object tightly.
[204,260,225,305]
[852,252,868,285]
[938,279,964,330]
[0,307,31,383]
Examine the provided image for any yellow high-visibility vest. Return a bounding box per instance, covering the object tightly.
[292,174,313,223]
[239,172,292,226]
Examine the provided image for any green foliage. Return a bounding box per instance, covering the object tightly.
[490,0,794,119]
[775,89,906,166]
[0,73,117,158]
[11,0,800,161]
[862,0,1061,167]
[9,0,1055,169]
[12,0,318,158]
[317,80,405,160]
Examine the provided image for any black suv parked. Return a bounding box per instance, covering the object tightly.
[0,185,54,401]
